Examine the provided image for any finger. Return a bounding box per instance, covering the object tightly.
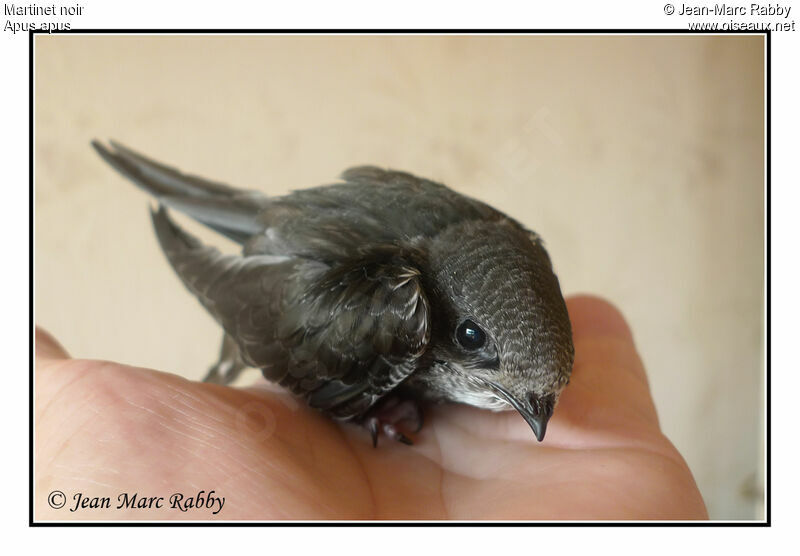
[567,294,634,345]
[566,295,647,385]
[558,295,660,433]
[35,326,70,360]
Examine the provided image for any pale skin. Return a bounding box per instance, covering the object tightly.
[34,295,708,520]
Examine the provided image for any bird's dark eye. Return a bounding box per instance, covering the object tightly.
[456,319,486,350]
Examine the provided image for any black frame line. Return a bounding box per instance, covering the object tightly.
[27,28,771,527]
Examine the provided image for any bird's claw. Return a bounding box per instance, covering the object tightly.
[382,423,413,445]
[362,398,423,447]
[367,418,380,448]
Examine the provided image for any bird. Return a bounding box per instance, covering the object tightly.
[91,140,575,446]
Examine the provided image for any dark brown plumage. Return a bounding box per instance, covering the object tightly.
[92,140,574,444]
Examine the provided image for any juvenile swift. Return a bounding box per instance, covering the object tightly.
[92,140,574,446]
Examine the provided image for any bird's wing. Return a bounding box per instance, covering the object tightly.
[93,141,512,260]
[92,140,269,243]
[244,166,508,261]
[151,206,430,419]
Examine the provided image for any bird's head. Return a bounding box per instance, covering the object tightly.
[424,219,574,441]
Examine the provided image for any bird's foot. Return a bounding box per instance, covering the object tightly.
[362,397,424,447]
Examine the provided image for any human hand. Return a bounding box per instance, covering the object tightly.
[34,295,707,520]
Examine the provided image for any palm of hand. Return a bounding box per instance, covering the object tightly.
[35,297,707,520]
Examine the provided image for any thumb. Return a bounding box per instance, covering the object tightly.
[558,295,660,432]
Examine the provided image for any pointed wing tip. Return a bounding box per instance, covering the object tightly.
[149,203,202,253]
[90,138,123,154]
[90,138,111,158]
[107,138,135,156]
[90,138,132,172]
[148,201,169,236]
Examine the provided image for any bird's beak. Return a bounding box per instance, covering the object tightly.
[488,382,555,442]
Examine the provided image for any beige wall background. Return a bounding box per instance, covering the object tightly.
[34,35,765,520]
